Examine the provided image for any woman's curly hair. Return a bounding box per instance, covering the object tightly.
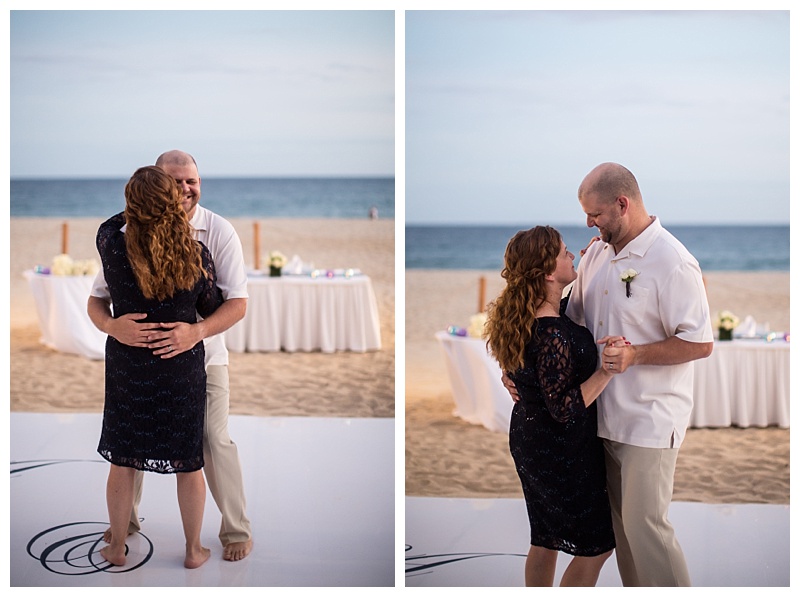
[123,166,206,301]
[484,226,561,373]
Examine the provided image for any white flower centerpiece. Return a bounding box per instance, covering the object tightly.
[50,254,100,276]
[267,251,288,277]
[713,310,740,341]
[468,312,487,339]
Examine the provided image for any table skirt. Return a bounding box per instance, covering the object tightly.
[225,274,382,353]
[23,271,106,360]
[690,340,789,428]
[436,332,789,433]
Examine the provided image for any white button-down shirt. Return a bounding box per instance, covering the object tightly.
[566,217,713,448]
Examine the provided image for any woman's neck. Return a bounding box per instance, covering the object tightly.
[537,287,562,317]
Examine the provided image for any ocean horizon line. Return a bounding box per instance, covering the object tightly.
[407,222,789,228]
[10,215,396,221]
[11,174,395,181]
[406,224,789,272]
[11,177,395,219]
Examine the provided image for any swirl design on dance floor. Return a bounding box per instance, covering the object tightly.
[26,521,154,575]
[13,459,154,575]
[405,544,525,577]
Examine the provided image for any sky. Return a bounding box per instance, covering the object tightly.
[3,6,792,225]
[8,9,395,178]
[406,10,790,225]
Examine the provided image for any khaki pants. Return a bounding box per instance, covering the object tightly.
[603,439,691,587]
[127,365,252,545]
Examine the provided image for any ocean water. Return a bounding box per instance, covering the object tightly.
[405,224,789,272]
[10,177,395,219]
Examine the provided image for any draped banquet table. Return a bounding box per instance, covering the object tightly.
[23,270,106,360]
[690,338,789,428]
[224,272,382,353]
[436,331,789,433]
[23,269,382,360]
[435,331,513,433]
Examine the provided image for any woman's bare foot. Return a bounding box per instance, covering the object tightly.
[184,545,211,569]
[103,527,136,543]
[223,539,253,561]
[100,544,126,567]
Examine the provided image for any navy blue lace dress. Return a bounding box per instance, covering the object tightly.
[96,217,223,474]
[507,300,615,556]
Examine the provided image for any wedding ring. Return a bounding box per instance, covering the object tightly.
[609,363,613,369]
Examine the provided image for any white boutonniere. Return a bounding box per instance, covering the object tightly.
[620,269,638,298]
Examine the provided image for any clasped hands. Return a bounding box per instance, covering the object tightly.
[597,335,633,374]
[109,312,202,359]
[501,335,632,403]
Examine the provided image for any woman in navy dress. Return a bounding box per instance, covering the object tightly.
[485,226,622,586]
[96,166,223,569]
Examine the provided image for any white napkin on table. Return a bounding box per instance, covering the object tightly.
[284,254,313,275]
[735,315,757,337]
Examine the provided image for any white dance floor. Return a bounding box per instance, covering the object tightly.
[405,496,790,587]
[9,413,395,587]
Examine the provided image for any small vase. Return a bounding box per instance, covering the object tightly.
[269,266,282,277]
[718,328,733,341]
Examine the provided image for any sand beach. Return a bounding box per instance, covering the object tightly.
[8,218,790,505]
[9,217,395,419]
[405,269,790,504]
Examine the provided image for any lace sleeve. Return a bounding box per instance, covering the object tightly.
[534,323,587,423]
[96,212,125,256]
[196,243,224,318]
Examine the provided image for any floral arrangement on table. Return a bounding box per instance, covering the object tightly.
[266,251,287,277]
[447,312,488,338]
[468,312,487,339]
[713,310,740,341]
[48,254,100,277]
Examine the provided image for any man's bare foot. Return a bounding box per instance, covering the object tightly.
[100,544,126,567]
[223,539,253,561]
[184,546,211,569]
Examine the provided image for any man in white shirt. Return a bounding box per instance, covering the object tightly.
[88,150,254,561]
[566,162,714,586]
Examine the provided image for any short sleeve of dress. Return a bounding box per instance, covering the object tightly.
[96,212,126,256]
[534,322,587,423]
[197,243,224,318]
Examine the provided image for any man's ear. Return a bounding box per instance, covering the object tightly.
[617,195,630,215]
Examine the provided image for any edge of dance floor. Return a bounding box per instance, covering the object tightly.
[9,412,395,587]
[405,496,790,587]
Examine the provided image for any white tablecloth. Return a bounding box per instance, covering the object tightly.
[691,339,789,428]
[436,332,789,432]
[225,273,382,353]
[435,331,513,432]
[23,271,106,360]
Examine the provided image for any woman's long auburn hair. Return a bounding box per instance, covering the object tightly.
[123,166,206,301]
[484,226,562,373]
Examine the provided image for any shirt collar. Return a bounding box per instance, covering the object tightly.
[612,216,661,261]
[189,204,208,234]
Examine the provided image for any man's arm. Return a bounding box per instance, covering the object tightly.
[149,298,247,358]
[601,335,713,373]
[87,295,162,347]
